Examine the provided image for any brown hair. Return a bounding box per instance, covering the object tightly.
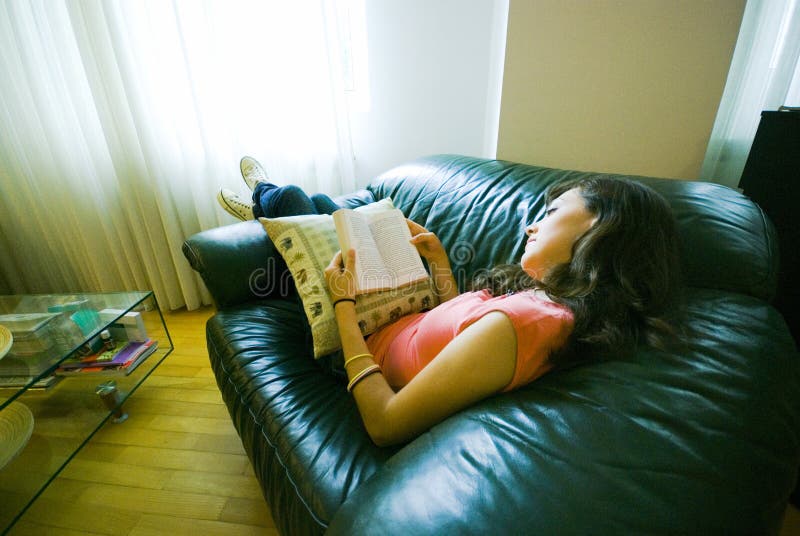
[471,176,683,366]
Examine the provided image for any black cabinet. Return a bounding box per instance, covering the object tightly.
[738,110,799,348]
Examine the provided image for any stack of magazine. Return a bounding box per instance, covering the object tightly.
[56,339,158,376]
[0,313,67,382]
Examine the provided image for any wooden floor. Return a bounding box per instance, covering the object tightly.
[8,306,276,536]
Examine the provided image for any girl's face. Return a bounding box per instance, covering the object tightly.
[521,188,597,280]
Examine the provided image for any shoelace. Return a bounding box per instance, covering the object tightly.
[242,162,266,182]
[222,191,252,209]
[229,197,251,209]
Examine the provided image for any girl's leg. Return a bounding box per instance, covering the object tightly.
[244,156,340,217]
[310,193,341,215]
[252,184,318,218]
[219,184,340,220]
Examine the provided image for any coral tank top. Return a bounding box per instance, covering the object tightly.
[366,289,574,392]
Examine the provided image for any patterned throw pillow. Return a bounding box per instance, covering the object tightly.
[259,199,439,357]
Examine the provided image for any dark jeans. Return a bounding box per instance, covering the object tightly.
[252,183,340,218]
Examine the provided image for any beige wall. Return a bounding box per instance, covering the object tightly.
[497,0,745,179]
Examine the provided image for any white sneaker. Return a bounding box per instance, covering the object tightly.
[240,156,270,191]
[217,188,254,221]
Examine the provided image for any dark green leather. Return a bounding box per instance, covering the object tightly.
[184,155,799,535]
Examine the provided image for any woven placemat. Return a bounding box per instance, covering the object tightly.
[0,401,34,469]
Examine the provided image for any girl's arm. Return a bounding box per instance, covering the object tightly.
[406,219,460,303]
[326,250,518,447]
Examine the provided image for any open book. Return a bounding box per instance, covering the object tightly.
[333,207,430,294]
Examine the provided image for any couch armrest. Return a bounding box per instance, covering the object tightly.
[183,189,375,309]
[182,220,290,309]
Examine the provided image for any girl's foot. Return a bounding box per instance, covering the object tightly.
[217,188,254,221]
[240,156,270,191]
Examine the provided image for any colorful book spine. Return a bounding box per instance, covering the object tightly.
[57,339,157,375]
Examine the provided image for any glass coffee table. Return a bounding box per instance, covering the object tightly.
[0,292,173,533]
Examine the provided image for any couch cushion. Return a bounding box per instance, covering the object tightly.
[368,155,779,302]
[327,288,800,534]
[205,299,397,535]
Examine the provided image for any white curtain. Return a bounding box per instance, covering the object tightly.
[701,0,800,188]
[0,0,356,310]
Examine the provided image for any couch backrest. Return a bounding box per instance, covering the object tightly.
[365,154,778,301]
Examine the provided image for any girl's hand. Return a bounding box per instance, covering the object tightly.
[407,219,459,302]
[324,249,357,302]
[407,219,448,264]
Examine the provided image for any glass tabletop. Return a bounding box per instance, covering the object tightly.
[0,291,174,533]
[0,292,153,410]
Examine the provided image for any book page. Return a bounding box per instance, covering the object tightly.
[367,209,429,289]
[333,210,390,293]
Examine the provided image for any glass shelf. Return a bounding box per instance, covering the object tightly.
[0,291,174,533]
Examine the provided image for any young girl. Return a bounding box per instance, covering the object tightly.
[219,157,682,446]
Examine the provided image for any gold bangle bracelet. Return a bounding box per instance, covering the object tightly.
[347,364,381,393]
[343,353,373,368]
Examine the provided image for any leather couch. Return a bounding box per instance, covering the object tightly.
[183,155,800,535]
